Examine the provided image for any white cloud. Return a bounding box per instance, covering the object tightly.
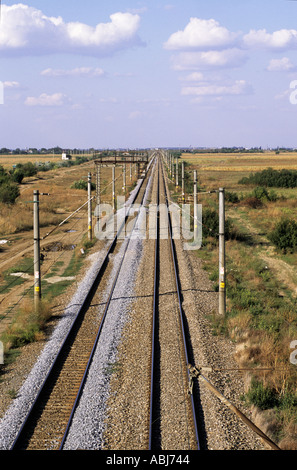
[99,97,118,103]
[267,57,295,72]
[129,110,143,119]
[243,28,297,49]
[3,81,20,88]
[180,72,205,82]
[274,89,290,101]
[164,18,238,51]
[0,4,143,56]
[181,80,253,97]
[25,93,68,106]
[41,67,105,77]
[171,48,247,71]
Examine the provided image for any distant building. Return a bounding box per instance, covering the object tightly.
[62,152,72,161]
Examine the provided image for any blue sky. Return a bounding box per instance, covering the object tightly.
[1,0,297,149]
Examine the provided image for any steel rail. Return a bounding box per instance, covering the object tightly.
[160,157,201,450]
[59,157,154,449]
[10,159,154,451]
[148,157,200,450]
[148,159,160,450]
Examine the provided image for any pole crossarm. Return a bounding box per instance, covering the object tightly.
[94,153,149,165]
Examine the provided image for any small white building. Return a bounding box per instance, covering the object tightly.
[62,152,72,161]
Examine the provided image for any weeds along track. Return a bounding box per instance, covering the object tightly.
[148,157,200,450]
[9,157,155,450]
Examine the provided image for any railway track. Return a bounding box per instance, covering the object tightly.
[1,152,281,451]
[149,156,200,450]
[10,156,155,450]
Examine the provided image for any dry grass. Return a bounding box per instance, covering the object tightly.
[1,298,53,351]
[0,154,62,169]
[187,150,297,448]
[0,161,130,236]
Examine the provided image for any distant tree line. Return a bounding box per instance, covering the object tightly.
[191,147,265,154]
[0,147,100,155]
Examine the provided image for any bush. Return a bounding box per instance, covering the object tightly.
[202,208,232,240]
[11,168,25,184]
[246,378,279,410]
[0,182,20,204]
[225,191,239,203]
[15,162,37,177]
[253,186,269,201]
[269,218,297,253]
[244,197,263,209]
[239,168,297,188]
[71,179,95,191]
[71,179,88,190]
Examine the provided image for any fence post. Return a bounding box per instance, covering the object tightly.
[219,188,226,316]
[33,190,41,309]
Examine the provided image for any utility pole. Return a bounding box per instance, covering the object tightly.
[112,165,115,211]
[219,188,226,316]
[88,173,92,240]
[193,170,198,241]
[182,161,185,203]
[176,158,179,187]
[123,164,126,192]
[96,163,101,229]
[33,190,41,310]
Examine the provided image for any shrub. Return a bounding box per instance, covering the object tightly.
[253,186,270,201]
[245,378,279,410]
[0,182,20,204]
[225,191,239,203]
[202,208,232,240]
[269,218,297,253]
[11,168,25,184]
[239,168,297,188]
[71,179,95,191]
[15,162,37,177]
[244,197,263,209]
